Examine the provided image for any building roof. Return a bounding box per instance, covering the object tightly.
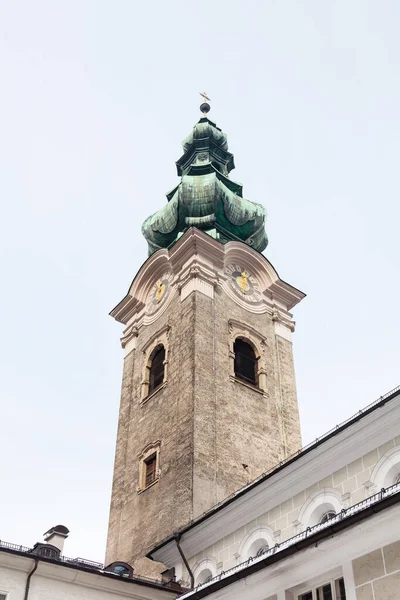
[178,480,400,599]
[0,541,182,595]
[147,384,400,565]
[141,107,268,256]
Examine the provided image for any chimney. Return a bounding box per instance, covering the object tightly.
[43,525,69,554]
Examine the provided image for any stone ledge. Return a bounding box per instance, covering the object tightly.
[137,477,160,495]
[140,381,168,406]
[229,376,264,396]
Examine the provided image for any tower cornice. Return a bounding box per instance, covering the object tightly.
[110,228,305,346]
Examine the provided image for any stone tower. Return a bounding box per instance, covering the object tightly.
[105,102,305,576]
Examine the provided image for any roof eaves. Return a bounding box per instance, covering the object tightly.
[179,486,400,599]
[148,384,400,559]
[0,546,181,595]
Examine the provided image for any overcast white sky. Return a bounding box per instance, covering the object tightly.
[1,0,399,563]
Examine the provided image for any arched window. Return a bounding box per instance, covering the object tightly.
[370,447,400,490]
[234,339,257,385]
[105,562,134,578]
[248,539,269,559]
[148,345,165,394]
[319,511,336,524]
[197,569,213,585]
[297,490,342,530]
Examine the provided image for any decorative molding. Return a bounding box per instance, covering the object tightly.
[137,441,161,493]
[273,530,282,543]
[228,319,268,391]
[274,322,293,342]
[297,489,343,529]
[143,273,176,326]
[237,525,275,560]
[110,228,304,326]
[120,326,139,355]
[181,277,214,301]
[140,325,170,355]
[192,557,217,586]
[292,520,302,534]
[341,492,351,509]
[370,445,400,489]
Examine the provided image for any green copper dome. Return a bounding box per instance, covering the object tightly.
[142,111,268,256]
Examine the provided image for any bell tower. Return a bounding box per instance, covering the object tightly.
[105,101,305,577]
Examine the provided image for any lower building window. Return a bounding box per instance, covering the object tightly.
[299,578,346,600]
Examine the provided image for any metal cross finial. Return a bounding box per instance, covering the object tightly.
[199,92,211,103]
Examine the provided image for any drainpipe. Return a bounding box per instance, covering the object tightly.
[174,533,194,589]
[24,558,39,600]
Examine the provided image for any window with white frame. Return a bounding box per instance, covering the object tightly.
[298,577,346,600]
[0,594,7,600]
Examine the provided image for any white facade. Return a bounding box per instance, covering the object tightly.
[147,386,400,600]
[0,549,179,600]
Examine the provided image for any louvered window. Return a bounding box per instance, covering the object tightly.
[149,346,165,393]
[145,454,157,487]
[234,339,257,385]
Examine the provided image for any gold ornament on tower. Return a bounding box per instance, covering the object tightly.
[237,271,249,294]
[155,280,165,303]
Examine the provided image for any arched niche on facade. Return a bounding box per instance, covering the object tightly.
[297,489,342,529]
[237,525,274,561]
[193,557,217,586]
[370,446,400,490]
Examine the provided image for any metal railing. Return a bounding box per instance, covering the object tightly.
[0,541,180,589]
[179,481,400,598]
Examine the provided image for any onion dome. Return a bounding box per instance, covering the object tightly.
[142,104,268,256]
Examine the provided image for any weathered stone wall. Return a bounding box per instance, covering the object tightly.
[105,291,196,573]
[106,278,302,576]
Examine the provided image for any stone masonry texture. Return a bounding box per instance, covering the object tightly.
[105,278,302,578]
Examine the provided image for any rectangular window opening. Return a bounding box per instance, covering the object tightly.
[299,593,313,600]
[298,578,346,600]
[334,578,346,600]
[144,454,157,487]
[316,583,333,600]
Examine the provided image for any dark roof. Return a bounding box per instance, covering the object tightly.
[43,525,69,536]
[0,543,183,595]
[148,384,400,559]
